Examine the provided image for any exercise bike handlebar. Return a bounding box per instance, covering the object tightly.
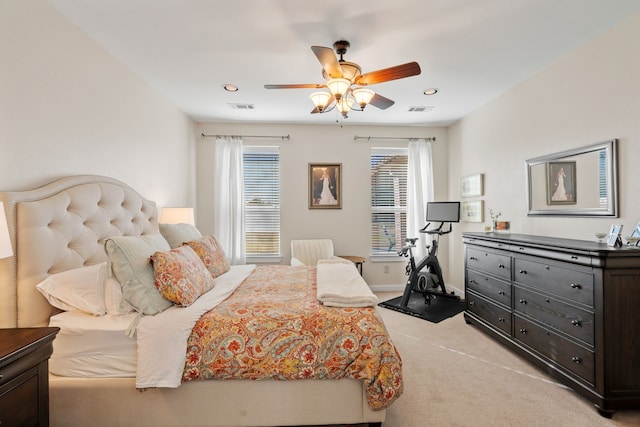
[419,222,453,235]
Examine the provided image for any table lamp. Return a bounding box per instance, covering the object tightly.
[159,207,195,226]
[0,202,13,258]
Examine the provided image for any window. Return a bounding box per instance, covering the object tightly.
[370,147,408,257]
[243,146,280,258]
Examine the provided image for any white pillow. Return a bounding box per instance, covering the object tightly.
[103,268,136,316]
[36,263,107,316]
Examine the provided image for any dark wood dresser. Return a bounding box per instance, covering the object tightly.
[0,327,59,427]
[463,232,640,416]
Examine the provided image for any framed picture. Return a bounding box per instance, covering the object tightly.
[309,163,342,209]
[460,200,484,222]
[546,161,576,205]
[460,173,484,197]
[607,224,623,247]
[632,221,640,238]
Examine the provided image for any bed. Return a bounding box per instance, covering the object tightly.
[0,175,401,427]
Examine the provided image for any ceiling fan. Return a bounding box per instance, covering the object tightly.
[264,40,421,118]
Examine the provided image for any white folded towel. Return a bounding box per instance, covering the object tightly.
[316,260,379,307]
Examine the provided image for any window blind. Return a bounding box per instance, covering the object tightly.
[243,146,280,256]
[370,147,408,256]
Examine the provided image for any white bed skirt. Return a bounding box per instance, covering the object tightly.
[50,375,386,427]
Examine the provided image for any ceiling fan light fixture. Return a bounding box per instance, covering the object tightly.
[352,88,375,109]
[326,78,351,100]
[337,97,355,117]
[309,91,332,112]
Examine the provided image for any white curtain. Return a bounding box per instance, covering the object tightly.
[407,138,434,258]
[213,136,246,265]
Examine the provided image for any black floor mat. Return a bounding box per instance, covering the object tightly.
[378,293,465,323]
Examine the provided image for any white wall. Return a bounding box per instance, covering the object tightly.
[196,123,449,287]
[0,0,196,207]
[447,12,640,287]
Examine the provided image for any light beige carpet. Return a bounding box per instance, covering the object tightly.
[372,292,640,427]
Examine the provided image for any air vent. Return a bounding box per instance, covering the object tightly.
[408,106,435,112]
[228,103,255,110]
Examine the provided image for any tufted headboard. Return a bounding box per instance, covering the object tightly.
[0,175,159,328]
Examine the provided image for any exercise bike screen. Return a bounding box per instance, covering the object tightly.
[426,202,460,223]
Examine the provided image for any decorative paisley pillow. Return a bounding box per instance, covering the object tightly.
[183,235,230,278]
[151,245,216,307]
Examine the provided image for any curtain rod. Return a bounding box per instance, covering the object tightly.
[201,133,290,140]
[353,135,436,142]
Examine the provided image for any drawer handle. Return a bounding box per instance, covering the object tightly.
[498,264,505,269]
[571,255,579,260]
[519,328,527,334]
[570,283,582,289]
[498,316,505,323]
[571,320,582,327]
[470,256,477,261]
[469,280,477,285]
[468,301,475,306]
[498,291,505,295]
[571,356,581,364]
[518,247,525,251]
[519,270,527,274]
[519,299,527,304]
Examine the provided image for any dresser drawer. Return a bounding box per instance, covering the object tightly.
[466,269,511,307]
[467,291,511,336]
[514,286,594,346]
[467,247,511,281]
[514,315,595,385]
[0,368,39,427]
[514,257,594,307]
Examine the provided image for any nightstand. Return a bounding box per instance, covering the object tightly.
[0,327,59,427]
[339,255,366,275]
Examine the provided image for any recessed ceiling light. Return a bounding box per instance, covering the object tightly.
[424,88,438,95]
[223,84,239,92]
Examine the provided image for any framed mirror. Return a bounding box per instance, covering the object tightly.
[525,139,618,216]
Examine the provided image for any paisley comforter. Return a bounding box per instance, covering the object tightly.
[181,265,403,410]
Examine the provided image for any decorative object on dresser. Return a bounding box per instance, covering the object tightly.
[463,232,640,417]
[607,224,623,247]
[0,327,59,427]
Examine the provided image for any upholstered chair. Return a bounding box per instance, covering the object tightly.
[290,239,350,266]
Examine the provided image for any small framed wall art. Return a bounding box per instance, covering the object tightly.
[460,173,484,198]
[460,200,484,223]
[309,163,342,209]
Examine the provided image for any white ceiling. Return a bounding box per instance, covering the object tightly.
[47,0,640,127]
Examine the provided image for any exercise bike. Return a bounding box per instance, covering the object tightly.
[398,202,461,307]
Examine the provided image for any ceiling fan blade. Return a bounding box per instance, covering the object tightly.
[356,62,421,86]
[264,84,326,89]
[369,93,395,110]
[311,46,343,79]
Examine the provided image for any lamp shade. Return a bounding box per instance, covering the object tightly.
[0,202,13,259]
[160,207,195,226]
[352,88,375,109]
[309,91,332,111]
[326,78,351,100]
